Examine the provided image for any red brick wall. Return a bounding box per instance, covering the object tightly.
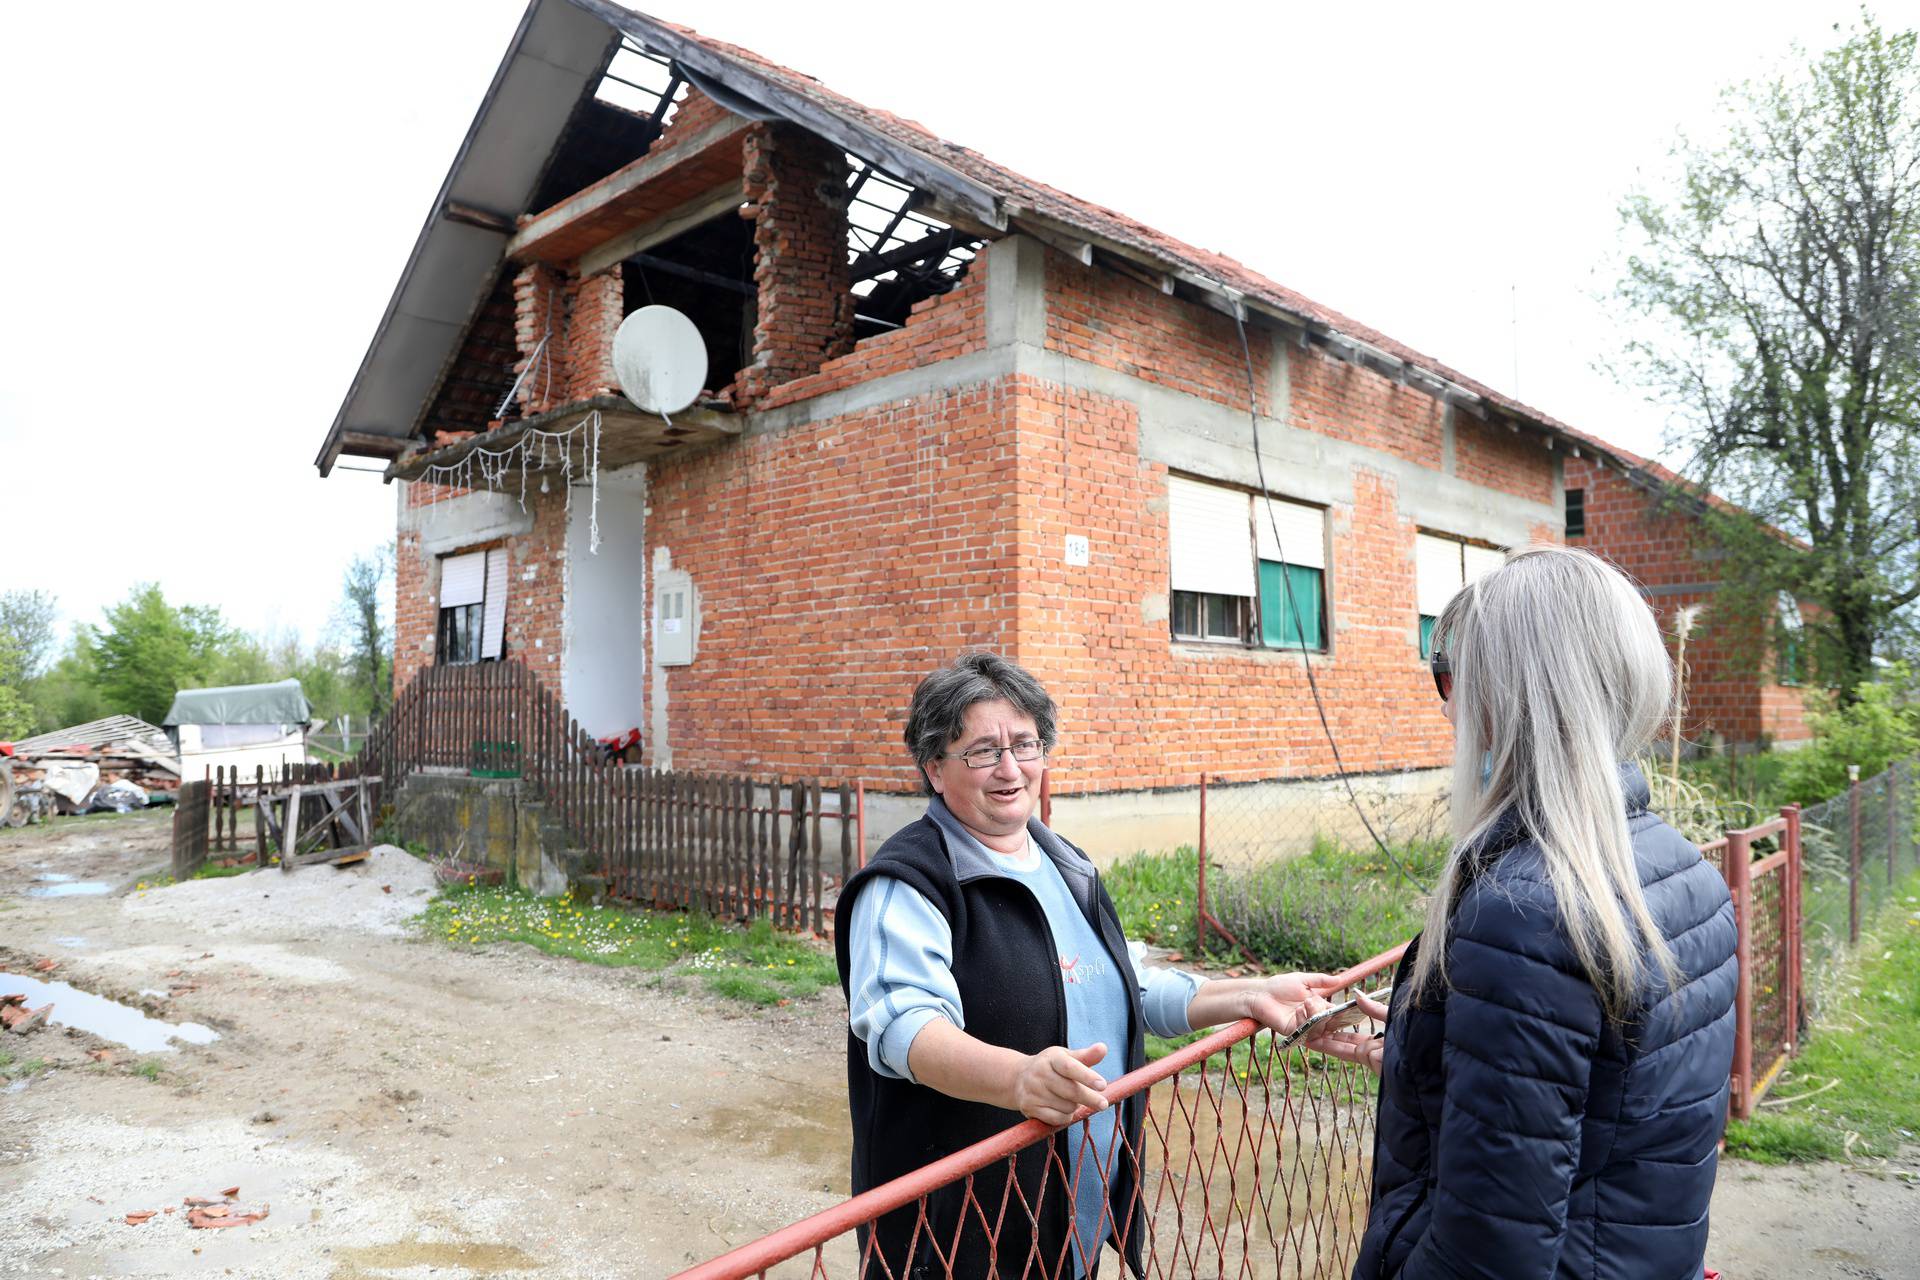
[731,123,855,405]
[512,262,570,416]
[641,377,1019,786]
[393,484,570,702]
[756,257,988,410]
[1286,345,1445,470]
[1044,255,1275,414]
[1454,413,1556,504]
[1565,455,1810,745]
[1007,375,1453,791]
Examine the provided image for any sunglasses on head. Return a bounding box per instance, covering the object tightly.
[1430,649,1452,702]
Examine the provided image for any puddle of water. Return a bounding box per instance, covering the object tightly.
[53,936,90,948]
[0,972,218,1053]
[28,875,112,898]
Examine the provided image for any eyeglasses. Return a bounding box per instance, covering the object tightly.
[948,739,1047,769]
[1430,649,1453,703]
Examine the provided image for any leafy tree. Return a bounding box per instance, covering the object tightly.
[1777,663,1920,802]
[0,590,57,683]
[1615,14,1920,699]
[27,632,108,732]
[92,584,234,725]
[0,634,33,739]
[335,548,393,716]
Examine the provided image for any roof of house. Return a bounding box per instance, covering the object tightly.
[318,0,1644,477]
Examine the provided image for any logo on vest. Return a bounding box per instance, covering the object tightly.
[1058,952,1110,985]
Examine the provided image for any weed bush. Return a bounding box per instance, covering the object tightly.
[1777,671,1920,805]
[1105,834,1441,974]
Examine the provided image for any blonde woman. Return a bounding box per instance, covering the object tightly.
[1318,546,1737,1280]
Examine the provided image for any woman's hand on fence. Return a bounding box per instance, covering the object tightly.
[1312,991,1391,1075]
[1011,1043,1111,1127]
[1246,972,1333,1037]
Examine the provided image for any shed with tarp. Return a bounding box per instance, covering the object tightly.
[164,679,314,782]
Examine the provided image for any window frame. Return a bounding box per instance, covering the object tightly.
[1168,475,1329,653]
[436,548,507,666]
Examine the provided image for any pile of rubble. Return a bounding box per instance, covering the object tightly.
[3,716,180,826]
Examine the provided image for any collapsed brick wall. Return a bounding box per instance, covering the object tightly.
[756,255,989,410]
[1564,455,1811,745]
[731,123,856,405]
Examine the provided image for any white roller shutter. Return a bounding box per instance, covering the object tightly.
[439,552,485,607]
[480,549,509,659]
[1415,534,1464,616]
[1169,477,1254,597]
[1463,544,1506,585]
[1254,496,1326,569]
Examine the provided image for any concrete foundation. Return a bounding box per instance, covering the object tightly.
[861,768,1452,868]
[388,770,581,896]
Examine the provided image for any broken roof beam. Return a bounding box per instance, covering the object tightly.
[850,225,974,283]
[573,0,1007,234]
[506,112,749,265]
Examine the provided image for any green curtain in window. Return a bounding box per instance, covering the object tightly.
[1419,615,1437,659]
[1259,561,1324,650]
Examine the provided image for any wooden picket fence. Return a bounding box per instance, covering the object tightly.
[359,660,855,932]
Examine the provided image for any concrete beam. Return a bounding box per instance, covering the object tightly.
[577,180,745,278]
[506,114,749,265]
[984,234,1047,350]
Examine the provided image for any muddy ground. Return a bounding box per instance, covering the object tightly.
[0,812,1914,1279]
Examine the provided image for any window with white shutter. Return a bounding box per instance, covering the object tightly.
[1416,534,1505,656]
[437,548,509,665]
[1168,477,1329,650]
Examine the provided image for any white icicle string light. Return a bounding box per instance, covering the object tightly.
[418,410,602,553]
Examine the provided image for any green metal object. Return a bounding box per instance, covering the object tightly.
[470,740,522,779]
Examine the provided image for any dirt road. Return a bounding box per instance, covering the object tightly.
[1,812,1913,1278]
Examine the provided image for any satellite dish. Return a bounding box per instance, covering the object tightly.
[612,305,706,415]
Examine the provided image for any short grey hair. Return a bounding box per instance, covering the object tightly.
[904,652,1059,794]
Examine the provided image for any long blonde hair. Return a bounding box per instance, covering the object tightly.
[1410,545,1679,1016]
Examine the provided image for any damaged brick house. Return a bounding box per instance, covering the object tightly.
[318,0,1683,852]
[1563,439,1814,750]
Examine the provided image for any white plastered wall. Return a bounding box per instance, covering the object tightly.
[562,463,647,739]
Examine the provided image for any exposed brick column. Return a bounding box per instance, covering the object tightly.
[732,123,855,406]
[512,263,569,415]
[563,267,624,404]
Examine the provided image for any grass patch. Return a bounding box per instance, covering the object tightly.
[191,861,253,880]
[131,1059,163,1082]
[1105,835,1439,974]
[1676,749,1797,814]
[0,1050,50,1079]
[1723,869,1920,1163]
[418,883,836,1006]
[1724,1114,1845,1164]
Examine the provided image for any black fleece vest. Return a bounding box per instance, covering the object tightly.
[834,816,1148,1279]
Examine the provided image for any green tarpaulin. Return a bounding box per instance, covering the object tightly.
[163,679,311,727]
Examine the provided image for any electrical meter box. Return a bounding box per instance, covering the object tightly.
[655,569,694,667]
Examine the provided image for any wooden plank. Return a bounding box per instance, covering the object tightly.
[810,779,824,935]
[282,785,302,874]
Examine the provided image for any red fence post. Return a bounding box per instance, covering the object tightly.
[1783,803,1803,1047]
[1725,827,1754,1120]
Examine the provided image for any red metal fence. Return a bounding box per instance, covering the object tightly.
[674,948,1404,1280]
[1697,808,1802,1119]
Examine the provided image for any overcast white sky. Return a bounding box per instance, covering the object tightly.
[0,0,1900,651]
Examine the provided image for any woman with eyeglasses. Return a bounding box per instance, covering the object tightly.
[1315,546,1737,1280]
[835,650,1333,1279]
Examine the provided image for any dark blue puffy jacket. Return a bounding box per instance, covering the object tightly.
[1353,764,1737,1280]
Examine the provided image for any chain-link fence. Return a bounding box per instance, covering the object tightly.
[1797,758,1919,1021]
[674,950,1402,1280]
